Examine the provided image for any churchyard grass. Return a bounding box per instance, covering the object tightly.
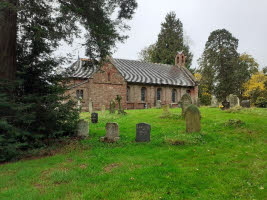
[0,107,266,199]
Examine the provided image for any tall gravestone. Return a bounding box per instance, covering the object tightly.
[77,119,89,138]
[136,123,151,142]
[100,122,120,142]
[241,100,250,108]
[181,93,192,116]
[156,100,161,109]
[91,113,98,123]
[88,98,93,113]
[185,105,201,133]
[227,94,240,108]
[211,95,219,107]
[109,99,116,114]
[101,105,106,115]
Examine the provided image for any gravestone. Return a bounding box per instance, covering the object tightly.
[221,100,230,110]
[181,93,192,116]
[161,104,171,117]
[109,99,116,114]
[241,100,250,108]
[211,95,219,107]
[91,113,98,123]
[88,98,93,113]
[156,100,161,109]
[185,105,201,133]
[77,119,89,138]
[101,105,106,115]
[136,123,151,142]
[227,94,240,108]
[100,122,120,142]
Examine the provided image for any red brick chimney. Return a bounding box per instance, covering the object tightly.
[175,51,186,67]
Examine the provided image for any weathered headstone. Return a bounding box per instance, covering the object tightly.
[211,95,219,107]
[77,119,89,138]
[136,123,151,142]
[161,104,171,117]
[91,113,98,123]
[88,98,93,113]
[101,105,106,115]
[227,94,240,108]
[181,93,192,116]
[156,100,161,109]
[241,100,250,108]
[77,99,81,110]
[109,99,116,114]
[100,122,120,142]
[185,105,201,133]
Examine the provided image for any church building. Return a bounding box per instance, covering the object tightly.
[65,53,198,111]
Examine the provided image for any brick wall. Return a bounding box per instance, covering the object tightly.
[65,62,198,111]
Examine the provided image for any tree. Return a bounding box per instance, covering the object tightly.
[0,0,138,80]
[0,0,137,161]
[199,29,239,101]
[139,12,193,69]
[243,71,267,104]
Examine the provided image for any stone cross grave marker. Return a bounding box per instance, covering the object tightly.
[185,105,201,133]
[221,100,230,110]
[88,98,93,113]
[91,113,98,123]
[181,93,192,116]
[136,123,151,142]
[100,122,120,142]
[77,119,89,138]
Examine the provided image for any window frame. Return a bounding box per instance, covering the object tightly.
[141,87,146,102]
[157,88,162,101]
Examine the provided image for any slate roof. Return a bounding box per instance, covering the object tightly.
[66,58,197,87]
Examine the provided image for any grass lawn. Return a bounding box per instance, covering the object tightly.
[0,107,266,200]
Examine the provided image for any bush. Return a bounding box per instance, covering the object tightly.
[200,92,212,106]
[255,97,267,108]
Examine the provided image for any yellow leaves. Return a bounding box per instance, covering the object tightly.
[194,73,202,81]
[243,72,267,97]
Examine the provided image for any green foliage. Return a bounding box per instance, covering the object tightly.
[0,0,137,162]
[139,12,193,70]
[0,108,266,199]
[255,97,267,108]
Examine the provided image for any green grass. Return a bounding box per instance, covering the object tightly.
[0,107,266,200]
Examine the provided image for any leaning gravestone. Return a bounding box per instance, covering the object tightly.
[181,93,192,116]
[109,99,116,114]
[91,113,98,123]
[211,95,219,107]
[227,94,240,108]
[77,119,89,138]
[101,105,106,115]
[100,122,120,142]
[136,123,151,142]
[156,100,161,109]
[241,100,250,108]
[185,105,201,133]
[88,98,93,113]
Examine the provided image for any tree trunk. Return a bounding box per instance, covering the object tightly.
[0,0,17,81]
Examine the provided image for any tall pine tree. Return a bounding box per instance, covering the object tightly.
[139,12,193,69]
[199,29,239,101]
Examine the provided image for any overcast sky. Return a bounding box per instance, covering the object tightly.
[59,0,267,69]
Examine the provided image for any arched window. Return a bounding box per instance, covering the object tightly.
[141,87,146,102]
[127,86,130,102]
[157,88,161,101]
[76,89,84,99]
[107,72,111,81]
[172,89,176,103]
